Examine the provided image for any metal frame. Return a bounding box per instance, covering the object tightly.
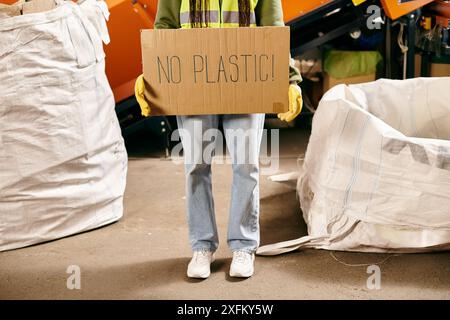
[287,0,369,56]
[385,12,419,79]
[419,52,450,76]
[406,12,417,78]
[115,96,172,153]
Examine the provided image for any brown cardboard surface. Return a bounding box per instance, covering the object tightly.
[414,54,450,78]
[141,27,290,116]
[22,0,55,15]
[414,54,421,78]
[0,4,21,17]
[323,72,376,91]
[430,63,450,77]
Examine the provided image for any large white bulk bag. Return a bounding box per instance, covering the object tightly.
[0,1,128,251]
[258,77,450,255]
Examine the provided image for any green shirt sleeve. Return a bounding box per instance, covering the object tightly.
[154,0,181,29]
[255,0,302,84]
[154,0,301,83]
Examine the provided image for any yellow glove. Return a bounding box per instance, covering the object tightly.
[278,84,303,122]
[351,0,367,6]
[134,74,151,117]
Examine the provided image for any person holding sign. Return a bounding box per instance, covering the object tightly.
[135,0,303,279]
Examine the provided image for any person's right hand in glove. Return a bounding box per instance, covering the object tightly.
[134,74,151,117]
[277,84,303,122]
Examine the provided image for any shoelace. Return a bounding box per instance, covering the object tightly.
[234,251,250,264]
[194,250,211,263]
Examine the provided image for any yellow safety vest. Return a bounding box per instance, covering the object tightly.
[180,0,258,28]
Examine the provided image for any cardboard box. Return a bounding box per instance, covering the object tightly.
[0,3,21,18]
[323,72,376,92]
[429,63,450,77]
[0,0,55,18]
[141,27,290,115]
[22,0,55,14]
[414,54,450,78]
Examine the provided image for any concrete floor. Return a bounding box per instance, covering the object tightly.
[1,123,449,300]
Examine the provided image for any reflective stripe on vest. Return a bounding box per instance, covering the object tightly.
[180,11,221,27]
[180,0,258,28]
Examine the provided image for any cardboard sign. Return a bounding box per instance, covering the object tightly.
[141,27,290,115]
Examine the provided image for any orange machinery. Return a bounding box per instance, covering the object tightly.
[381,0,435,20]
[282,0,334,23]
[428,0,450,28]
[104,0,157,103]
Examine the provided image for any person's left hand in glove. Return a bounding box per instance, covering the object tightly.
[278,84,303,122]
[134,74,151,117]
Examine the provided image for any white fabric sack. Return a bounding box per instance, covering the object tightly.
[78,0,110,45]
[0,1,127,251]
[258,77,450,255]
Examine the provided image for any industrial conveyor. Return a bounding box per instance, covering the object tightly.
[284,0,377,56]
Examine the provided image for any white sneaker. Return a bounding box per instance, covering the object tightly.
[187,250,215,279]
[229,251,255,278]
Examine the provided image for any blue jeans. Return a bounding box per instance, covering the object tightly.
[176,114,265,253]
